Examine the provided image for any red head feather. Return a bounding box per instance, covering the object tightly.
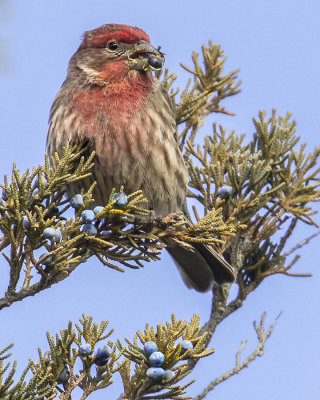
[79,24,150,50]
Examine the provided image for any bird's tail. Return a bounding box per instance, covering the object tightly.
[165,240,235,292]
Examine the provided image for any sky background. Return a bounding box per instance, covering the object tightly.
[0,1,319,399]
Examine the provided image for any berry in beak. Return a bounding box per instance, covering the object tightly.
[128,40,164,71]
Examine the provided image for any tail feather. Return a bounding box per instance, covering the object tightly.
[166,242,215,292]
[193,242,235,284]
[166,241,235,292]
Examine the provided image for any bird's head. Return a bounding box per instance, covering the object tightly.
[69,24,165,86]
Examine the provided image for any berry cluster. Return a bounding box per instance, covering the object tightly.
[19,189,128,267]
[69,192,128,236]
[143,339,194,381]
[55,342,112,387]
[78,342,112,367]
[1,173,49,211]
[15,175,63,266]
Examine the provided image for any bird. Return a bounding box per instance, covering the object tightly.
[46,23,235,292]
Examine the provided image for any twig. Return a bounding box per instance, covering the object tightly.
[0,251,91,310]
[194,312,281,400]
[283,230,320,257]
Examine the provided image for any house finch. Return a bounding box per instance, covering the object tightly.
[47,24,235,291]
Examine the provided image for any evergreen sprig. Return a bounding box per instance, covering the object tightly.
[158,41,241,150]
[117,314,213,400]
[184,110,320,295]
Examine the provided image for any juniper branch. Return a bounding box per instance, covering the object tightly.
[194,312,280,400]
[0,144,236,310]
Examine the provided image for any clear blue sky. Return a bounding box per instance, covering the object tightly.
[0,1,319,399]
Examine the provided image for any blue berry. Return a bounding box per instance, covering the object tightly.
[96,345,112,360]
[43,351,51,364]
[149,351,165,367]
[94,357,108,366]
[34,174,47,188]
[146,367,165,380]
[112,192,128,207]
[82,223,97,236]
[39,253,53,265]
[70,194,83,209]
[45,206,59,220]
[163,370,175,380]
[148,55,163,70]
[79,343,92,356]
[43,227,56,240]
[180,340,193,355]
[57,365,70,384]
[30,190,38,203]
[94,345,112,366]
[2,189,8,201]
[23,215,30,229]
[81,209,95,223]
[144,341,158,356]
[219,185,233,199]
[93,206,104,216]
[54,229,62,242]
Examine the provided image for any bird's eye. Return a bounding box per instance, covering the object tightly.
[107,41,118,51]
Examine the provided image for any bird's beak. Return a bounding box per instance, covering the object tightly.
[128,41,165,71]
